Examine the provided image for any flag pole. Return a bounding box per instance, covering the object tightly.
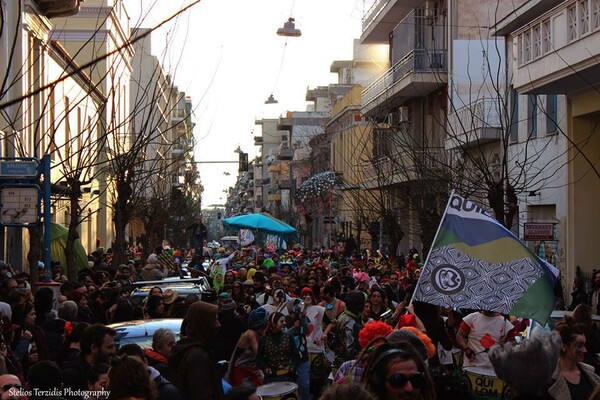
[409,189,456,306]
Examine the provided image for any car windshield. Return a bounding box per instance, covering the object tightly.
[110,319,182,349]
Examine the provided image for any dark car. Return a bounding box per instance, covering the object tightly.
[129,277,212,307]
[108,318,182,348]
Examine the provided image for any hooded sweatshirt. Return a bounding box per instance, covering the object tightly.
[142,261,168,281]
[169,301,224,400]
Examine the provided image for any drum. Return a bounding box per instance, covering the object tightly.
[256,382,299,400]
[463,367,511,400]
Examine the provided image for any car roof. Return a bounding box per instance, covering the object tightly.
[108,318,182,348]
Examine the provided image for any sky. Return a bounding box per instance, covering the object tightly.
[125,0,368,207]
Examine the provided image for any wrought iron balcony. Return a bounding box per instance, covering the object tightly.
[362,49,447,116]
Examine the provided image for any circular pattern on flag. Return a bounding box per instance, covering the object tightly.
[431,264,466,294]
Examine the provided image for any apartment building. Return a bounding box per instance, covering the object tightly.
[359,0,536,255]
[495,0,600,297]
[0,0,105,268]
[52,0,133,246]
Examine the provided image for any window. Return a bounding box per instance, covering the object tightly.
[64,96,71,158]
[568,5,578,41]
[579,0,590,35]
[77,107,82,151]
[533,25,541,58]
[593,0,600,29]
[542,19,552,53]
[546,95,558,134]
[510,89,519,142]
[527,95,538,139]
[523,31,532,63]
[49,92,56,161]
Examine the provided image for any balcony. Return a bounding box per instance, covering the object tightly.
[254,136,264,146]
[34,0,81,18]
[268,191,282,202]
[268,163,281,173]
[362,49,447,116]
[361,147,447,189]
[278,148,294,160]
[446,98,503,150]
[508,0,600,94]
[171,109,186,122]
[362,0,427,43]
[172,143,186,154]
[279,180,293,190]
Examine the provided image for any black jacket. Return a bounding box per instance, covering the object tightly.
[169,338,224,400]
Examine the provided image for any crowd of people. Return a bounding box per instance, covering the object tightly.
[0,238,599,400]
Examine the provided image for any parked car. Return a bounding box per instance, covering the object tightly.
[220,236,239,249]
[129,277,212,307]
[527,310,600,337]
[108,318,182,348]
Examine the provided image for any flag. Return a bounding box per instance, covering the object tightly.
[412,193,557,324]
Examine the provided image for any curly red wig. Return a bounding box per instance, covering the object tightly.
[359,320,394,349]
[401,326,436,359]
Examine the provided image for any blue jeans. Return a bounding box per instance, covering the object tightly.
[296,361,310,400]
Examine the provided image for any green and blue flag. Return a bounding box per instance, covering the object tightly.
[412,193,557,324]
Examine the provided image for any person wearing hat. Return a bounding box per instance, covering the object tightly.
[227,307,268,387]
[162,289,180,316]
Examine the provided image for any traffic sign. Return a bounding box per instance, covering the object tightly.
[0,160,39,178]
[0,187,39,224]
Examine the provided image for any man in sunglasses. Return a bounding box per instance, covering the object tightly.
[0,374,26,400]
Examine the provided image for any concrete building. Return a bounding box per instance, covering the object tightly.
[0,0,106,269]
[494,0,598,301]
[253,118,289,216]
[128,28,198,247]
[359,0,531,255]
[52,0,133,247]
[327,40,389,252]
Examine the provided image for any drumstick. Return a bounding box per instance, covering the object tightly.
[473,348,490,356]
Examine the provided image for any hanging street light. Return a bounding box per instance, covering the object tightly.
[277,17,301,37]
[265,93,278,104]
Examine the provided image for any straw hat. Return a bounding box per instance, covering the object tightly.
[162,289,179,305]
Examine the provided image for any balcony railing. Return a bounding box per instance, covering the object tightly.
[363,49,447,106]
[447,98,503,136]
[362,146,447,186]
[362,0,390,33]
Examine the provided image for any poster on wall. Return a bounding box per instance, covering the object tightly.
[534,240,558,265]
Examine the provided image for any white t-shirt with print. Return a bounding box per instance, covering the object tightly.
[462,312,514,370]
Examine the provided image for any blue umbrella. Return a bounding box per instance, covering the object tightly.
[222,212,296,236]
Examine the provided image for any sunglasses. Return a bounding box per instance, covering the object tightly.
[2,384,22,392]
[386,372,425,389]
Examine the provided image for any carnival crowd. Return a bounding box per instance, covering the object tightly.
[0,232,600,400]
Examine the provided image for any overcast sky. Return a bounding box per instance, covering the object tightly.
[126,0,367,207]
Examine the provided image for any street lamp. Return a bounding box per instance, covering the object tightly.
[265,93,278,104]
[277,17,302,37]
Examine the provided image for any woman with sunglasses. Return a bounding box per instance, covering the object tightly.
[362,341,435,400]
